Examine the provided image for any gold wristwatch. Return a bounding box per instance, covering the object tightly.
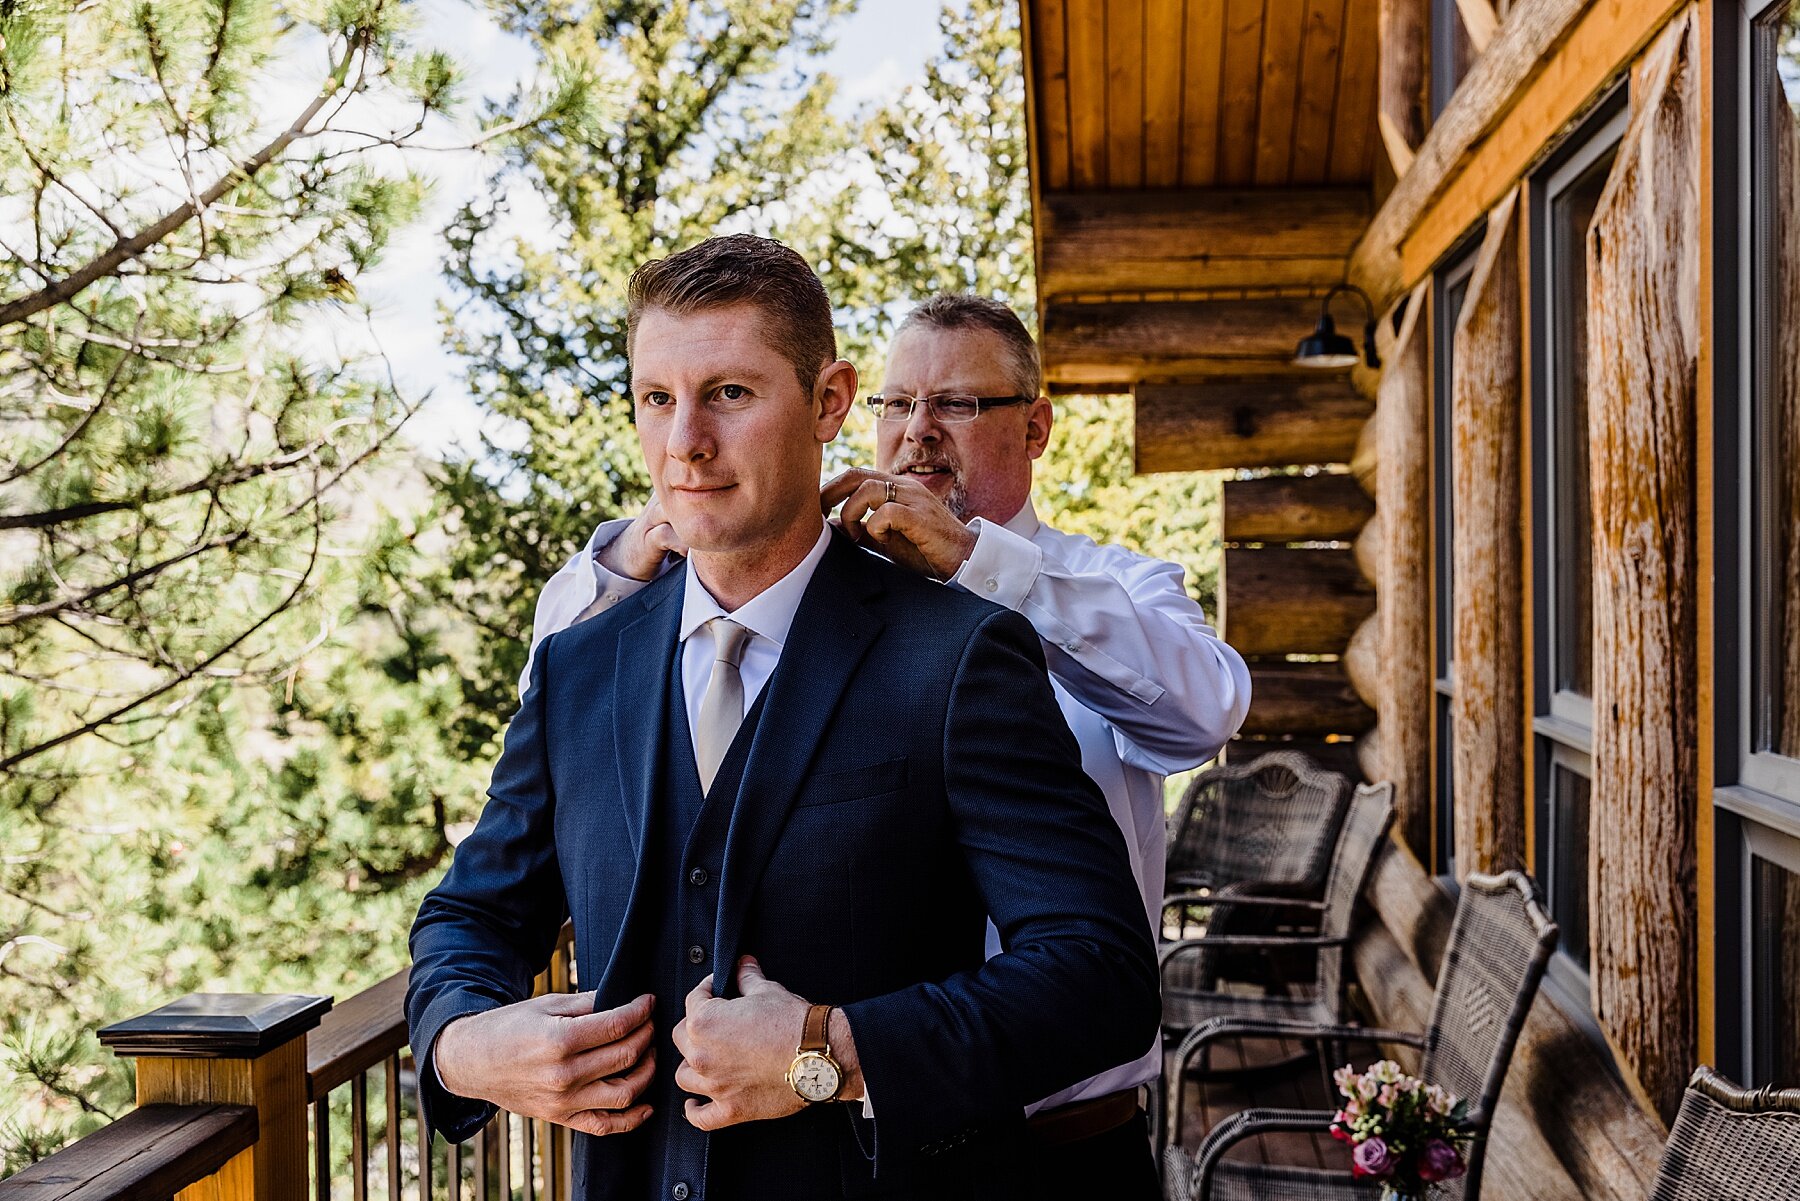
[786,1003,845,1103]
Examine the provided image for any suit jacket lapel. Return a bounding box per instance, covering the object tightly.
[612,566,684,857]
[711,534,884,995]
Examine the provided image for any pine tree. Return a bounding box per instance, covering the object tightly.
[0,0,487,1167]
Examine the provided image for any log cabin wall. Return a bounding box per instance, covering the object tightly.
[1021,0,1797,1193]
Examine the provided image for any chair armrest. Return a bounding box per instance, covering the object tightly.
[1172,1018,1426,1081]
[1193,1107,1339,1200]
[1163,891,1327,913]
[1158,932,1344,972]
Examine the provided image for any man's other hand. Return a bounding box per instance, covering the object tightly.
[821,468,976,581]
[597,496,687,581]
[674,957,863,1131]
[434,991,656,1138]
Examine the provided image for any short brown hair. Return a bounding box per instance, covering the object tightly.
[626,234,837,393]
[894,294,1042,399]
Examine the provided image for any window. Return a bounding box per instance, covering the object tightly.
[1530,90,1627,983]
[1432,242,1480,880]
[1715,0,1800,1087]
[1431,0,1477,117]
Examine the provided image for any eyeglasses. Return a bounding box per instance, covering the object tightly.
[865,394,1032,423]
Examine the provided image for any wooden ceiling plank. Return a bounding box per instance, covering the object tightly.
[1143,0,1186,187]
[1033,0,1075,192]
[1180,0,1227,186]
[1037,187,1370,298]
[1253,0,1305,184]
[1044,298,1327,388]
[1134,375,1373,472]
[1107,0,1147,187]
[1217,0,1266,185]
[1065,0,1109,189]
[1327,0,1379,183]
[1290,0,1348,187]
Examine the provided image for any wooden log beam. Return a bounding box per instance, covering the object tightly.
[1036,189,1370,299]
[1456,0,1501,52]
[1221,474,1375,543]
[1242,662,1376,737]
[1043,297,1324,389]
[1134,375,1372,473]
[1220,547,1375,656]
[1350,0,1686,310]
[1450,190,1527,879]
[1377,0,1428,175]
[1344,612,1382,707]
[1587,13,1700,1126]
[1375,281,1433,857]
[1354,510,1383,584]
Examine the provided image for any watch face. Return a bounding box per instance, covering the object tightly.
[791,1052,841,1102]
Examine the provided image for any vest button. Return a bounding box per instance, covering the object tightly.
[672,1184,690,1200]
[688,945,706,964]
[688,867,708,887]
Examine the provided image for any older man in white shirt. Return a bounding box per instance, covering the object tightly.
[521,294,1250,1198]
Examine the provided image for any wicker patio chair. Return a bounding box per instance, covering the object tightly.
[1647,1066,1800,1199]
[1161,782,1394,1037]
[1162,870,1558,1201]
[1164,750,1353,912]
[1154,783,1392,1152]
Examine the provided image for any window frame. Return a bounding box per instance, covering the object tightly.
[1528,86,1629,994]
[1431,235,1483,882]
[1431,0,1477,117]
[1714,0,1800,1085]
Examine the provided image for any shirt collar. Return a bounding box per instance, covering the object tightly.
[679,520,832,647]
[998,498,1042,541]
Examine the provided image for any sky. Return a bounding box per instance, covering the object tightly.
[336,1,955,459]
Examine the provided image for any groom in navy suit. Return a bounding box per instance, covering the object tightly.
[406,234,1157,1200]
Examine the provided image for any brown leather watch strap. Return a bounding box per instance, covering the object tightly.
[800,1003,832,1053]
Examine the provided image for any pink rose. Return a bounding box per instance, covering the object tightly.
[1418,1139,1466,1183]
[1351,1137,1394,1178]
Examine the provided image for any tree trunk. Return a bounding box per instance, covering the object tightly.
[1586,12,1700,1126]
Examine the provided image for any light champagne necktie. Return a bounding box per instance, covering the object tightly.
[694,618,753,793]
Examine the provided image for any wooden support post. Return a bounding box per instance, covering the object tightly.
[1450,189,1526,878]
[1587,12,1701,1126]
[100,993,332,1201]
[1375,281,1434,856]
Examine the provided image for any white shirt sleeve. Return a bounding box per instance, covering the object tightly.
[518,517,665,696]
[950,518,1251,775]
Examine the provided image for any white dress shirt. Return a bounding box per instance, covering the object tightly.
[519,501,1252,1116]
[674,522,831,754]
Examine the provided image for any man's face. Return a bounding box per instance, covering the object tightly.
[875,325,1053,523]
[631,303,851,556]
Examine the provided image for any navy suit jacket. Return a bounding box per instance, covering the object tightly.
[406,532,1158,1198]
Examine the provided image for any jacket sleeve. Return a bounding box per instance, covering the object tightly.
[838,607,1160,1170]
[407,634,571,1143]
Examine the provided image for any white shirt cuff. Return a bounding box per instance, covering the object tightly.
[577,524,660,620]
[948,517,1042,611]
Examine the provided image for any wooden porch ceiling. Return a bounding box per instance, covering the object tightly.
[1022,0,1381,396]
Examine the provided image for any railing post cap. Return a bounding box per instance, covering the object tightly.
[98,993,332,1059]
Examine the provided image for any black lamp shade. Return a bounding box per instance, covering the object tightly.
[1294,313,1360,369]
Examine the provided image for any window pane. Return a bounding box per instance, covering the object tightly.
[1549,158,1614,700]
[1549,764,1591,971]
[1435,695,1456,877]
[1751,854,1800,1084]
[1756,3,1800,759]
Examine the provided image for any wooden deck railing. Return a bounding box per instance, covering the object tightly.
[0,923,577,1201]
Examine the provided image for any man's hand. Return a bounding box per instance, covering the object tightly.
[821,468,976,581]
[673,957,863,1131]
[433,991,656,1138]
[596,496,687,581]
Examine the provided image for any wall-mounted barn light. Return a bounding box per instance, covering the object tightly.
[1294,284,1381,369]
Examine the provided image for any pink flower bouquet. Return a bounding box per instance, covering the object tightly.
[1328,1060,1471,1199]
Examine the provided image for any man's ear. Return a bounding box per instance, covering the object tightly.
[814,359,859,443]
[1025,395,1054,460]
